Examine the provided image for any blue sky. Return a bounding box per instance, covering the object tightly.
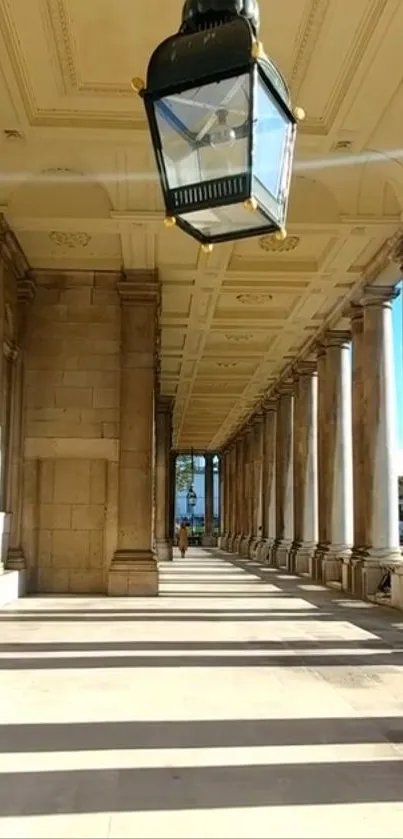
[393,281,403,451]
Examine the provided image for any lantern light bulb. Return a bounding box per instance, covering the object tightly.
[209,109,236,150]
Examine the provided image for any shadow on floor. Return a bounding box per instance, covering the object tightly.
[1,761,403,815]
[1,716,402,753]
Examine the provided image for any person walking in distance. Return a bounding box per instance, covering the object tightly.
[178,521,189,558]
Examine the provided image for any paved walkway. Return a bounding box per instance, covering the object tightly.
[1,549,403,838]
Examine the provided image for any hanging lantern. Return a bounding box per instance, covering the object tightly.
[133,1,304,247]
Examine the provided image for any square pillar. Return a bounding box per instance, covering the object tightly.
[155,397,173,561]
[108,273,160,596]
[202,452,216,547]
[241,426,254,556]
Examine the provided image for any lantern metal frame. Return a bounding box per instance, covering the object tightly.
[137,4,300,245]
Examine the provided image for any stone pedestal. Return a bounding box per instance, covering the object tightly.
[272,387,294,569]
[155,397,173,561]
[108,273,159,597]
[359,286,402,596]
[290,363,318,577]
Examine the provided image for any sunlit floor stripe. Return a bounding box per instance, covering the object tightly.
[3,803,403,839]
[1,742,402,773]
[0,647,394,660]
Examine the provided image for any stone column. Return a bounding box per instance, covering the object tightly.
[321,331,354,585]
[348,305,367,593]
[237,434,246,554]
[202,452,216,547]
[228,443,237,551]
[234,437,243,553]
[169,451,176,544]
[241,426,254,556]
[260,400,277,563]
[218,451,225,548]
[290,362,318,576]
[360,286,402,599]
[108,272,159,597]
[220,449,229,551]
[272,386,294,569]
[251,414,264,557]
[312,345,327,581]
[6,279,36,574]
[155,396,173,561]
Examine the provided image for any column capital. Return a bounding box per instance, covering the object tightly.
[325,329,351,349]
[156,395,173,414]
[390,234,403,270]
[315,340,326,359]
[294,360,317,378]
[17,276,36,303]
[118,270,160,304]
[276,381,294,397]
[263,397,278,413]
[345,302,363,323]
[361,284,400,308]
[252,411,264,426]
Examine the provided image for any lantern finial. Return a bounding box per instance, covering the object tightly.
[181,1,260,36]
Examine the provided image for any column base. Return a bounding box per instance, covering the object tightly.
[321,544,351,586]
[260,539,275,565]
[248,536,260,559]
[240,535,252,557]
[6,548,26,572]
[219,533,230,551]
[155,540,173,562]
[226,534,236,553]
[359,549,403,600]
[108,550,158,596]
[294,542,317,576]
[255,539,266,563]
[228,534,239,554]
[311,543,327,583]
[201,535,217,548]
[390,562,403,609]
[272,539,293,569]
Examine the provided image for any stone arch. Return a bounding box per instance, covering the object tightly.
[355,157,403,217]
[8,167,112,220]
[288,175,341,224]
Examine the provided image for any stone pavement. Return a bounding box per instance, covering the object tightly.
[1,548,403,838]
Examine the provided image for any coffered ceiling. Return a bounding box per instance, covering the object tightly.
[0,0,403,448]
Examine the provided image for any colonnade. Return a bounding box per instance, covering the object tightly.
[219,285,403,605]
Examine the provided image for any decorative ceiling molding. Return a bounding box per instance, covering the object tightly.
[236,294,273,305]
[49,231,91,248]
[225,334,253,342]
[259,234,300,253]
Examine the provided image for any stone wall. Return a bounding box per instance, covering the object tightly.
[22,271,121,594]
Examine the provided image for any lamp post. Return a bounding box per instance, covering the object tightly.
[132,0,304,249]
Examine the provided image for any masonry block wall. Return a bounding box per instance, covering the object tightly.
[22,272,121,593]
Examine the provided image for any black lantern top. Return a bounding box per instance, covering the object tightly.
[180,0,260,35]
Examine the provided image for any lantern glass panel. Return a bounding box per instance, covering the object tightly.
[154,74,251,190]
[253,75,294,224]
[179,203,269,239]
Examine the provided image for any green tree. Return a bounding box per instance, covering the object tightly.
[175,455,203,493]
